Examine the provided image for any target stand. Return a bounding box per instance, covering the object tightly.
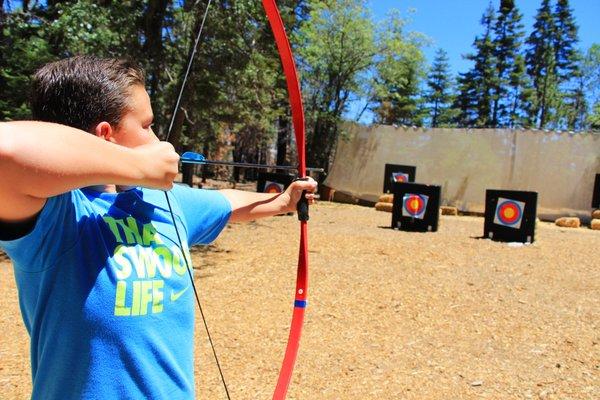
[592,174,600,209]
[257,172,294,194]
[383,164,417,194]
[484,190,537,243]
[391,182,441,232]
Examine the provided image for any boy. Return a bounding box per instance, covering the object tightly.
[0,56,316,399]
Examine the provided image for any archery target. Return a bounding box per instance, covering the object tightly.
[593,174,600,208]
[402,194,428,219]
[383,164,416,193]
[264,181,284,194]
[493,197,525,229]
[391,172,409,183]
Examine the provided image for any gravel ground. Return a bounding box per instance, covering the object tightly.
[1,201,599,399]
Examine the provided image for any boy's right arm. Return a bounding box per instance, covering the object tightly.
[0,121,179,223]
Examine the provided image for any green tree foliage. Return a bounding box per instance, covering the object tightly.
[553,0,580,81]
[453,70,478,127]
[424,48,455,127]
[1,0,595,174]
[0,6,54,120]
[454,4,497,127]
[552,0,585,130]
[506,54,535,128]
[371,10,428,127]
[296,0,376,169]
[0,1,301,179]
[491,0,527,127]
[164,2,290,161]
[46,1,137,57]
[582,44,600,129]
[526,0,560,129]
[454,0,592,131]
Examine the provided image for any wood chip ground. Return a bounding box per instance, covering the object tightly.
[1,201,599,399]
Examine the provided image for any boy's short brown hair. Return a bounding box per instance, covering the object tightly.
[31,56,145,132]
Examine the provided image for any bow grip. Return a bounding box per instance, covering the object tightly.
[294,177,309,221]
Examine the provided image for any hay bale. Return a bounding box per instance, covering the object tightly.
[591,219,600,230]
[592,209,600,219]
[375,202,393,213]
[441,206,458,216]
[378,194,394,203]
[555,217,580,228]
[332,191,355,204]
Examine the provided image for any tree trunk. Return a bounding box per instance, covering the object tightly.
[143,0,169,98]
[166,3,207,148]
[308,115,334,180]
[539,72,549,128]
[276,116,290,173]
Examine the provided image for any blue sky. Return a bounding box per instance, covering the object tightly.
[369,0,600,76]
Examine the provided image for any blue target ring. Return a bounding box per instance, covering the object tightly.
[495,200,523,226]
[403,194,427,218]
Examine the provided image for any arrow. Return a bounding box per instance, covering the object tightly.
[180,151,325,173]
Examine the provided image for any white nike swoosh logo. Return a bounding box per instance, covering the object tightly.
[170,286,190,302]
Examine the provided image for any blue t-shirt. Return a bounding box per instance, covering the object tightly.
[0,185,231,399]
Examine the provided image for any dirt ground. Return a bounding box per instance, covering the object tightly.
[1,201,599,399]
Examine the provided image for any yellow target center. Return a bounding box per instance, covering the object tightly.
[410,198,420,210]
[503,208,515,219]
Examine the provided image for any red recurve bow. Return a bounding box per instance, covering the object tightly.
[261,2,309,399]
[165,2,310,398]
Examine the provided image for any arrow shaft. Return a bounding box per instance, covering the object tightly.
[181,158,324,173]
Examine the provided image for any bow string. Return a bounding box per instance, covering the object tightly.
[164,2,309,399]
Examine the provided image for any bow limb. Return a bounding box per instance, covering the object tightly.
[261,1,309,399]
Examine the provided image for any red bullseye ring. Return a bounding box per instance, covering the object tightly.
[403,194,425,216]
[496,200,522,225]
[392,172,408,183]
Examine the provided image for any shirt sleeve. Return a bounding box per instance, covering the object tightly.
[169,184,232,246]
[0,192,80,273]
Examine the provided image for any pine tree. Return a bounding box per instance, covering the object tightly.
[453,70,478,127]
[553,0,580,80]
[525,0,559,128]
[582,44,600,131]
[425,48,455,127]
[507,54,535,128]
[372,10,428,127]
[588,102,600,130]
[553,0,584,129]
[491,0,525,127]
[300,0,377,168]
[454,4,496,127]
[566,67,587,130]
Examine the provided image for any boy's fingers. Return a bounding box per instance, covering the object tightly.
[293,178,318,192]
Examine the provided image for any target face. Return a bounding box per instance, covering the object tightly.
[264,181,284,194]
[493,198,525,229]
[402,193,429,219]
[391,172,409,183]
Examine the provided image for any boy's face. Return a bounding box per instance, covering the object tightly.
[109,84,159,148]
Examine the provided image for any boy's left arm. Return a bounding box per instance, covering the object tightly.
[220,178,318,222]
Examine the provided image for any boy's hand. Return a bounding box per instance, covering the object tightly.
[281,177,318,214]
[134,142,180,190]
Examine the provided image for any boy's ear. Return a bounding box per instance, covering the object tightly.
[94,121,116,143]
